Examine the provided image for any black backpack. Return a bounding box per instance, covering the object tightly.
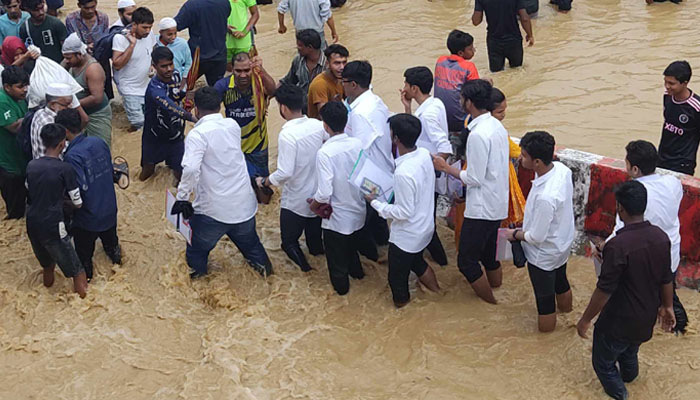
[93,25,129,63]
[16,108,37,160]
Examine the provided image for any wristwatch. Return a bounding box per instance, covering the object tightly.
[512,229,520,241]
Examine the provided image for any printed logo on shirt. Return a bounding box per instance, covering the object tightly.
[3,110,11,120]
[41,29,54,46]
[58,221,67,239]
[679,114,689,124]
[665,122,684,136]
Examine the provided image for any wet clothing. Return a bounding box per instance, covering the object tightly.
[474,0,527,72]
[434,55,480,132]
[658,91,700,175]
[527,263,570,315]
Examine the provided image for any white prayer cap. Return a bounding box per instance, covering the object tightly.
[62,33,87,55]
[117,0,136,9]
[158,17,177,31]
[46,83,74,97]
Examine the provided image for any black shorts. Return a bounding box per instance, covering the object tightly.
[457,218,501,283]
[28,233,84,278]
[527,263,570,315]
[141,133,184,173]
[388,243,429,305]
[486,38,524,72]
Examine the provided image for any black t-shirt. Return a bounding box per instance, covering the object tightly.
[658,91,700,175]
[25,156,82,241]
[475,0,527,42]
[595,222,673,344]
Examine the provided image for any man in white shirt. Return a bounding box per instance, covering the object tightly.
[368,114,441,307]
[112,6,157,131]
[433,79,509,304]
[400,66,452,267]
[602,140,687,334]
[504,131,575,332]
[172,87,272,278]
[341,60,392,247]
[309,102,371,295]
[256,84,326,272]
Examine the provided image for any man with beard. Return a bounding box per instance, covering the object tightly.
[213,51,276,177]
[19,0,67,63]
[307,43,347,119]
[0,0,29,43]
[140,47,196,181]
[279,29,324,110]
[111,0,136,29]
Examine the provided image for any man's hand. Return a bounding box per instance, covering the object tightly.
[364,189,378,203]
[432,154,449,172]
[331,31,339,43]
[278,24,287,34]
[233,30,246,39]
[251,56,263,70]
[503,228,516,242]
[658,306,676,332]
[126,32,137,45]
[255,176,265,188]
[399,89,411,112]
[171,200,194,219]
[576,318,592,339]
[526,35,535,47]
[227,25,236,35]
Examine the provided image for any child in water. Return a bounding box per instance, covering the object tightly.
[156,18,193,80]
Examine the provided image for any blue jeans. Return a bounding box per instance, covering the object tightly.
[186,214,272,277]
[121,95,145,128]
[244,149,269,177]
[592,328,640,400]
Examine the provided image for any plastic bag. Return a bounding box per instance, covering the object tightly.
[27,47,83,108]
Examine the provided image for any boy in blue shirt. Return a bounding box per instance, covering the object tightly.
[156,18,193,80]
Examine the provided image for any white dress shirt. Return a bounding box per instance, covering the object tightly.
[346,89,394,174]
[268,116,326,218]
[371,148,435,253]
[459,112,509,220]
[521,162,575,271]
[609,173,683,272]
[415,96,452,155]
[314,133,366,235]
[176,113,258,224]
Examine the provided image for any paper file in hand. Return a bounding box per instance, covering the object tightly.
[348,150,394,203]
[165,189,192,245]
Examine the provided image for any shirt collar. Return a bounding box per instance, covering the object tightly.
[636,174,659,183]
[65,133,85,154]
[193,113,223,127]
[349,89,373,110]
[415,96,434,115]
[325,133,347,145]
[532,163,557,187]
[282,116,309,129]
[395,148,420,166]
[615,220,651,235]
[467,112,492,130]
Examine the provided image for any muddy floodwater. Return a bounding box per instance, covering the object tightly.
[1,0,700,399]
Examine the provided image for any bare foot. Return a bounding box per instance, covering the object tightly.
[73,271,88,298]
[43,266,55,287]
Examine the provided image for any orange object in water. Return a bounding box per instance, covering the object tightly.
[184,46,200,111]
[249,46,268,128]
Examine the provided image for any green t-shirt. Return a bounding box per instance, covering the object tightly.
[226,0,256,51]
[0,89,28,176]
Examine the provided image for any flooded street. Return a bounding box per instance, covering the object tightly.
[1,0,699,399]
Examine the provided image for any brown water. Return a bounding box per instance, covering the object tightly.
[2,0,700,399]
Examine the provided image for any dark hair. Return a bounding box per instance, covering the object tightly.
[77,0,96,5]
[132,7,154,25]
[1,65,29,86]
[520,131,555,165]
[663,60,692,83]
[490,87,506,110]
[319,101,348,133]
[625,140,658,176]
[388,113,421,148]
[296,29,321,50]
[275,84,304,112]
[342,60,372,89]
[231,51,250,66]
[22,0,43,10]
[324,44,349,60]
[40,123,67,149]
[461,79,493,110]
[194,86,221,112]
[404,66,433,94]
[152,46,174,64]
[1,0,17,7]
[615,180,647,217]
[54,109,82,134]
[447,30,474,55]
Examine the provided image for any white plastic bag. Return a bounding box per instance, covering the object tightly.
[27,47,83,108]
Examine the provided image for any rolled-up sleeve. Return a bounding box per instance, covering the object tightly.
[319,0,332,22]
[277,0,290,13]
[177,131,206,201]
[314,151,333,204]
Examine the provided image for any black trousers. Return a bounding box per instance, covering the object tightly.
[457,218,501,283]
[198,59,228,86]
[486,38,524,72]
[672,272,689,333]
[280,208,323,271]
[323,228,365,295]
[0,167,26,219]
[72,225,119,277]
[363,202,389,246]
[425,192,448,266]
[388,243,429,305]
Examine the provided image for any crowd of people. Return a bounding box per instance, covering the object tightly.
[0,1,697,399]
